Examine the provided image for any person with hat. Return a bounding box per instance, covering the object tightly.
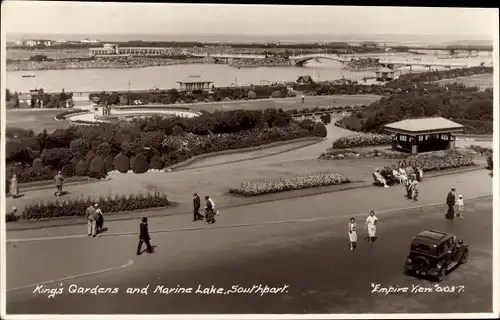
[445,188,456,220]
[193,193,203,222]
[54,171,64,196]
[86,203,97,237]
[137,217,153,255]
[456,194,465,219]
[95,203,104,233]
[204,195,216,224]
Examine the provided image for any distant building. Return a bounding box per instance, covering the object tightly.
[296,75,315,84]
[177,76,214,92]
[81,38,100,44]
[375,67,395,81]
[15,39,53,47]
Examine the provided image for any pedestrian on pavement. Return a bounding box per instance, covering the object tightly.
[10,174,19,198]
[348,217,357,251]
[193,193,204,221]
[301,95,305,103]
[364,210,378,246]
[410,176,419,201]
[456,195,464,219]
[137,217,154,255]
[95,204,104,233]
[54,171,64,196]
[204,196,216,224]
[86,204,97,237]
[445,188,456,220]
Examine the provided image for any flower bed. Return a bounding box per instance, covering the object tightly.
[19,192,170,220]
[466,144,493,155]
[405,150,476,172]
[229,172,350,197]
[331,134,392,149]
[320,148,407,160]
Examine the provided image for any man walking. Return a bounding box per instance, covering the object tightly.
[54,171,64,196]
[86,203,97,237]
[137,217,153,255]
[193,193,204,221]
[445,188,456,220]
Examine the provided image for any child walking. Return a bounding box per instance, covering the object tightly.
[348,217,357,251]
[456,195,464,219]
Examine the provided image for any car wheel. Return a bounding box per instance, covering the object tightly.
[460,248,469,264]
[436,268,445,282]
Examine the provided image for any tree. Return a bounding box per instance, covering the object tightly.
[40,147,73,169]
[89,155,107,178]
[131,154,150,174]
[74,159,88,176]
[113,153,130,173]
[313,122,328,137]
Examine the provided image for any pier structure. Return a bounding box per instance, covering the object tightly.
[87,44,172,57]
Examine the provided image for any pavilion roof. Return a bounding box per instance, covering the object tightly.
[376,67,395,73]
[384,117,464,134]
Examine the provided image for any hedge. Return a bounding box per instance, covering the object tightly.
[20,192,170,220]
[331,134,392,149]
[114,153,130,173]
[131,154,149,173]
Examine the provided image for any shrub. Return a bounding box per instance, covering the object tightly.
[89,155,107,178]
[74,159,88,176]
[131,154,149,173]
[85,150,97,165]
[5,127,34,139]
[104,155,114,172]
[6,212,20,222]
[320,113,332,125]
[487,154,493,170]
[247,91,257,99]
[21,192,170,220]
[298,119,315,132]
[114,153,130,173]
[6,164,57,183]
[229,172,350,196]
[32,158,43,171]
[61,162,75,176]
[40,147,73,169]
[271,90,282,98]
[287,91,297,97]
[313,122,328,137]
[331,134,392,149]
[149,154,165,170]
[96,142,111,157]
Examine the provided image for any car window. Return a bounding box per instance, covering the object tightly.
[436,243,445,255]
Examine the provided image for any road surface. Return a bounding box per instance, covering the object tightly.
[6,195,493,314]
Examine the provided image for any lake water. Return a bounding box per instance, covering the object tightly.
[6,55,492,93]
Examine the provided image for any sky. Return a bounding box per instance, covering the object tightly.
[1,2,497,40]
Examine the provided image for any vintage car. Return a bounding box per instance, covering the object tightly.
[403,230,469,282]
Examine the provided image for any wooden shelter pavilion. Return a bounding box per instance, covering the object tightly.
[384,117,464,154]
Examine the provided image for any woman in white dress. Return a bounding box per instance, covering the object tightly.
[348,217,357,251]
[364,210,379,246]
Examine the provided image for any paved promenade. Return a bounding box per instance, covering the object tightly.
[6,194,493,314]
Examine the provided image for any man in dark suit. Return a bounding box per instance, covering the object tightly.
[445,188,456,220]
[193,193,203,221]
[137,217,153,255]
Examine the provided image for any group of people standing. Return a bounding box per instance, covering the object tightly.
[392,162,423,201]
[193,193,218,224]
[348,210,379,251]
[85,203,104,237]
[446,187,465,220]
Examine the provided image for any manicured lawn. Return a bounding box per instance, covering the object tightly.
[6,109,69,133]
[6,95,381,133]
[433,74,493,89]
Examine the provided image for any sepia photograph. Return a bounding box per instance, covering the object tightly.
[1,1,499,318]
